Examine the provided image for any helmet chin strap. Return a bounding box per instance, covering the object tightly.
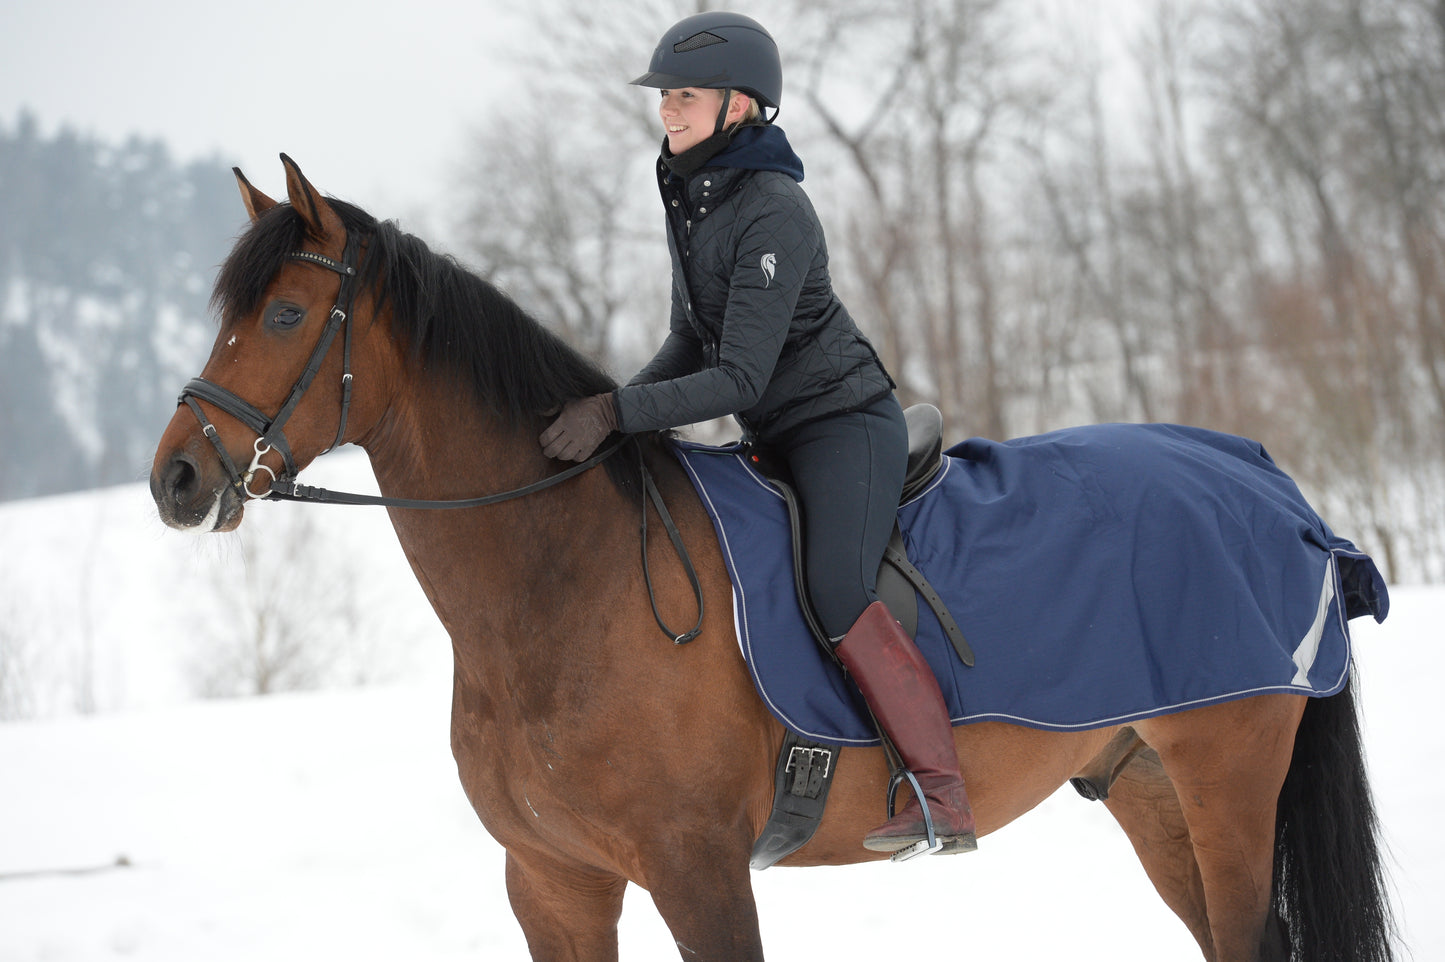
[711,88,779,130]
[712,87,733,135]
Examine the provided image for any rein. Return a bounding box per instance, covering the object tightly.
[176,230,704,644]
[268,439,627,509]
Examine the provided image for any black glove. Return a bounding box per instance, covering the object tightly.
[539,394,619,461]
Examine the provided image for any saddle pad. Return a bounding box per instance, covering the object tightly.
[670,423,1388,746]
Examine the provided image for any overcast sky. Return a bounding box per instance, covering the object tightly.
[0,0,530,230]
[2,0,1142,241]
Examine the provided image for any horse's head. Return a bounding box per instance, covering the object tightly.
[153,154,630,533]
[150,155,390,531]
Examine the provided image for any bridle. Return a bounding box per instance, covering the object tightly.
[178,229,620,508]
[180,232,363,500]
[178,229,625,506]
[175,228,703,643]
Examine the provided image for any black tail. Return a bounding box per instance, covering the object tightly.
[1273,672,1398,961]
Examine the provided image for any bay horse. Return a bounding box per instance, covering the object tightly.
[149,156,1395,961]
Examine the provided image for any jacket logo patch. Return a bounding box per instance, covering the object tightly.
[760,253,777,287]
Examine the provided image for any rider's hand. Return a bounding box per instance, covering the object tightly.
[540,394,619,461]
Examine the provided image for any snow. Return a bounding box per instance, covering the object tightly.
[0,456,1438,960]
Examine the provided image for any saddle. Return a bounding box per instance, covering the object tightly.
[747,403,973,869]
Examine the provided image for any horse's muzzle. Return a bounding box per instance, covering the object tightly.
[150,447,243,532]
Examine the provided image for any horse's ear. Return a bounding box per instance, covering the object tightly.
[233,167,278,224]
[279,153,346,248]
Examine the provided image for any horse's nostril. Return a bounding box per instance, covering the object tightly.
[164,451,200,503]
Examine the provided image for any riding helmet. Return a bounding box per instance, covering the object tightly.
[630,11,782,111]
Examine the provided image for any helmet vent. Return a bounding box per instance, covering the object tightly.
[674,31,727,53]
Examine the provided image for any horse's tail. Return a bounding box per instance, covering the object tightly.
[1273,671,1397,961]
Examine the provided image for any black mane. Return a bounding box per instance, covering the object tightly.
[212,198,619,427]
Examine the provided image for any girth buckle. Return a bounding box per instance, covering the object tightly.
[784,745,833,797]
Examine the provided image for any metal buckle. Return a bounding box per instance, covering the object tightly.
[243,438,277,499]
[785,745,832,779]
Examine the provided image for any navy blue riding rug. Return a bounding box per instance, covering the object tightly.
[671,423,1389,746]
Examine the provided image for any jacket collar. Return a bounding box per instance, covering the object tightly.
[709,124,804,181]
[662,129,732,179]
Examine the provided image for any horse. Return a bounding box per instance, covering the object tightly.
[149,155,1396,961]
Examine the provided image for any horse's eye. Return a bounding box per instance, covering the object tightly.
[270,305,305,329]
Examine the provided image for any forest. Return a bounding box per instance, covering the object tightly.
[0,112,237,500]
[457,0,1445,581]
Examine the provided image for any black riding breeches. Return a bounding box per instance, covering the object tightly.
[771,395,909,640]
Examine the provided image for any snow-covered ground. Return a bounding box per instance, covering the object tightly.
[0,456,1437,959]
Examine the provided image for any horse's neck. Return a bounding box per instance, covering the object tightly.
[359,388,635,688]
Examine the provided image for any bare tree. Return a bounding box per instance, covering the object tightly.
[458,106,644,361]
[789,0,1039,437]
[1183,0,1445,578]
[0,601,41,721]
[189,511,366,699]
[451,0,685,371]
[445,0,1445,580]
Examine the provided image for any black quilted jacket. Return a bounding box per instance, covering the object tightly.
[612,125,894,441]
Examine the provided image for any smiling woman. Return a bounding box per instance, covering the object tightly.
[550,10,985,858]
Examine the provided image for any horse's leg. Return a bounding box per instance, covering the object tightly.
[504,848,628,962]
[641,835,766,962]
[1134,694,1307,962]
[1098,744,1214,957]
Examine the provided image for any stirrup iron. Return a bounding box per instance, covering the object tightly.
[886,770,943,862]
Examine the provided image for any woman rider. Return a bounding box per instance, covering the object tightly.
[539,11,975,856]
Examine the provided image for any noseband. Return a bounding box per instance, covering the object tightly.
[179,232,361,499]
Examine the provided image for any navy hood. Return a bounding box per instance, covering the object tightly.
[662,123,805,183]
[710,124,804,182]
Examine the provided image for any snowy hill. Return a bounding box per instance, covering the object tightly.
[0,458,1438,959]
[0,451,444,717]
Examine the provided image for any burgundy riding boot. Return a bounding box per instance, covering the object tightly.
[834,601,977,855]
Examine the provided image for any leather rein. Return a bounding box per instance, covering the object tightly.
[177,231,704,644]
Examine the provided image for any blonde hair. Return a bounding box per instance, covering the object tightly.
[739,95,762,124]
[728,90,763,129]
